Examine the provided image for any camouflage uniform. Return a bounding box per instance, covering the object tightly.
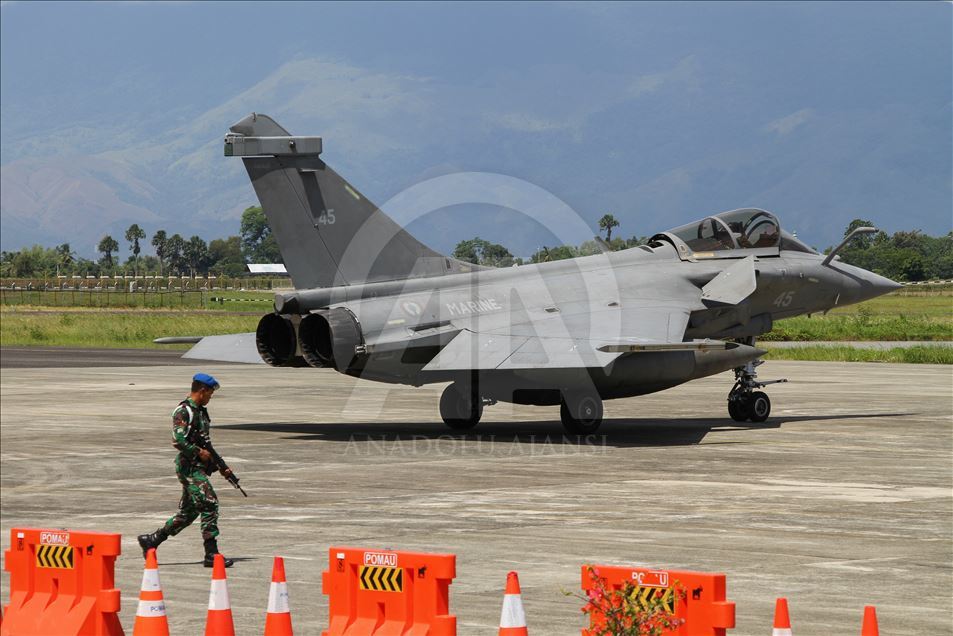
[163,398,219,540]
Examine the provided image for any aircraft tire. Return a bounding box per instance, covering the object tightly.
[439,382,483,429]
[748,391,771,422]
[560,392,603,435]
[728,397,749,422]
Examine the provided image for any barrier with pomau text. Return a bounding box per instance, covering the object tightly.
[2,528,123,636]
[322,546,456,636]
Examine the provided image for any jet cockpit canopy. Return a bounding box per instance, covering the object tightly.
[651,208,782,260]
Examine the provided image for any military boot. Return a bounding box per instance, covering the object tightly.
[203,538,234,568]
[137,527,169,558]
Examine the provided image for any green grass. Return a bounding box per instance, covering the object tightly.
[0,311,260,349]
[764,345,953,364]
[764,290,952,341]
[763,313,952,341]
[824,289,952,316]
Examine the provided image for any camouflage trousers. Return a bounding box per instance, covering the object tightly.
[163,464,219,540]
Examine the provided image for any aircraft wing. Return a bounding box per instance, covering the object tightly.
[423,301,701,372]
[181,333,265,364]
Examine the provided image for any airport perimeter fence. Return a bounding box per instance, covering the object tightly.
[0,277,289,309]
[0,287,210,309]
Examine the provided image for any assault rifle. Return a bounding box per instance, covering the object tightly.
[193,431,248,497]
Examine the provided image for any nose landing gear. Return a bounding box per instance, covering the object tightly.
[727,342,786,422]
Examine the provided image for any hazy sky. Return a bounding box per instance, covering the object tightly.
[1,2,950,255]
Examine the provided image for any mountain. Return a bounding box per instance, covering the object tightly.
[1,2,950,257]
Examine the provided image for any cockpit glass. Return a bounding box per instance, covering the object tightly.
[660,208,783,258]
[668,217,737,252]
[665,208,782,254]
[714,209,780,249]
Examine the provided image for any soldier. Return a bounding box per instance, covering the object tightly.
[137,373,234,567]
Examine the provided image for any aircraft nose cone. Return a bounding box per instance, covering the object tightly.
[856,270,902,302]
[833,262,904,306]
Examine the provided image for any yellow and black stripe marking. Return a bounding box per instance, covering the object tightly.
[629,586,675,614]
[359,565,403,592]
[36,544,74,569]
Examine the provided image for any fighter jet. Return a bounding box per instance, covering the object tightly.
[186,113,900,434]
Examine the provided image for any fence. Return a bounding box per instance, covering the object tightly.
[0,276,290,291]
[0,278,287,309]
[0,288,212,309]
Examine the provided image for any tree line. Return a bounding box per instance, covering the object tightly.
[837,219,953,282]
[3,210,951,282]
[0,207,281,279]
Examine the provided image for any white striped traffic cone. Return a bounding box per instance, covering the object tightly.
[498,571,528,635]
[204,554,235,636]
[264,556,294,636]
[133,548,170,636]
[772,597,792,636]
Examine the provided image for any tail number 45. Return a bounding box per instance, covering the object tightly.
[316,209,336,226]
[773,291,796,308]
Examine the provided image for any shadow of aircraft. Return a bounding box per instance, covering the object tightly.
[218,412,911,449]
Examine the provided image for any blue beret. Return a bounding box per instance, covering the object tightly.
[192,373,220,390]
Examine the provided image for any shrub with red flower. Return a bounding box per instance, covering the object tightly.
[570,566,686,636]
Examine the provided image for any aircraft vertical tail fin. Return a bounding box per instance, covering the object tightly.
[226,113,476,290]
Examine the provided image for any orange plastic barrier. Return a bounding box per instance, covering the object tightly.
[580,564,735,636]
[1,528,123,636]
[322,546,456,636]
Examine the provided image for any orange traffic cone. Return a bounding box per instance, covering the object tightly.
[133,548,170,636]
[861,605,879,636]
[264,556,294,636]
[771,597,792,636]
[204,554,235,636]
[498,571,528,635]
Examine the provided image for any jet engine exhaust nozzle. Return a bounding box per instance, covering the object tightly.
[298,312,335,368]
[255,313,305,367]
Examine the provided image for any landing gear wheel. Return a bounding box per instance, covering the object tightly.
[560,392,604,435]
[726,337,784,423]
[439,382,483,429]
[748,391,771,422]
[728,397,749,422]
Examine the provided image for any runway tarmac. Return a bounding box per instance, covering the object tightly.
[0,346,198,368]
[0,350,950,634]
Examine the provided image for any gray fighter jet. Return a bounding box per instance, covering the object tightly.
[188,113,900,434]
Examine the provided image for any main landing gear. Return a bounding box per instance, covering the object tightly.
[560,390,603,435]
[439,382,484,429]
[727,339,787,423]
[439,379,498,430]
[439,381,606,435]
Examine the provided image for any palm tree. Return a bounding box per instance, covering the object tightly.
[55,243,75,276]
[151,230,168,275]
[184,235,208,277]
[97,235,119,269]
[125,224,146,276]
[599,214,620,243]
[166,234,186,275]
